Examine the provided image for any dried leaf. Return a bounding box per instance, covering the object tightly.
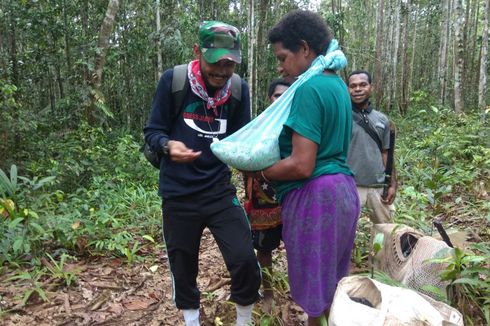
[122,296,157,311]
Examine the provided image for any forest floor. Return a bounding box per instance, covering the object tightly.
[1,203,486,325]
[0,228,311,325]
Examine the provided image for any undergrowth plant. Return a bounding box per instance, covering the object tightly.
[1,125,162,270]
[395,107,489,231]
[5,269,49,306]
[44,253,79,286]
[393,107,490,324]
[431,244,490,326]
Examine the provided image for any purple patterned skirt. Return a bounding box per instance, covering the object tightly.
[281,173,360,317]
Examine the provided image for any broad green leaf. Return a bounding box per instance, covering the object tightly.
[8,217,24,229]
[452,278,487,287]
[373,233,384,254]
[33,176,56,190]
[28,210,39,219]
[461,255,486,264]
[0,167,14,196]
[142,235,155,243]
[6,273,32,281]
[13,238,23,252]
[420,285,446,301]
[10,165,17,191]
[30,222,45,234]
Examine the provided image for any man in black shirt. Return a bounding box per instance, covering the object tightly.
[144,21,260,326]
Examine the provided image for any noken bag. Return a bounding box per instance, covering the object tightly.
[211,40,347,171]
[328,275,464,326]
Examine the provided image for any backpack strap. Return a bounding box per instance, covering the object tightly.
[227,73,242,122]
[230,73,241,102]
[171,64,189,120]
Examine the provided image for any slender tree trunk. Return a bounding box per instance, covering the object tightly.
[389,0,401,112]
[438,0,451,106]
[62,0,72,73]
[9,12,20,151]
[86,0,120,124]
[156,0,163,79]
[9,16,18,89]
[464,0,476,107]
[452,0,465,113]
[384,2,393,110]
[478,0,489,116]
[56,64,64,99]
[256,0,268,109]
[49,72,56,113]
[247,0,256,117]
[399,1,409,115]
[81,0,89,85]
[92,0,120,89]
[373,0,385,107]
[408,3,419,99]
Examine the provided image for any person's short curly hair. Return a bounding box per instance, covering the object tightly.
[268,10,332,56]
[348,70,372,85]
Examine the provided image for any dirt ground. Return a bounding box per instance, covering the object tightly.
[0,229,307,325]
[1,213,485,325]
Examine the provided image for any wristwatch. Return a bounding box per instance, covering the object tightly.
[162,140,170,156]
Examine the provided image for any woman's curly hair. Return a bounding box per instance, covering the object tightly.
[268,10,332,56]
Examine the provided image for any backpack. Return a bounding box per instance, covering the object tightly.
[142,64,242,169]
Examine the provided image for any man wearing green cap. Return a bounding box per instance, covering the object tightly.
[144,21,260,326]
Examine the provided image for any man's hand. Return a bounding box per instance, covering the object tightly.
[167,140,201,163]
[381,185,396,205]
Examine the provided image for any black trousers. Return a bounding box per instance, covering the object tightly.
[162,181,261,309]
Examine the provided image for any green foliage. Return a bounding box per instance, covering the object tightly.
[0,79,37,169]
[0,124,161,267]
[394,107,490,324]
[6,269,49,306]
[0,164,56,262]
[395,107,489,232]
[352,217,371,268]
[44,253,79,286]
[430,244,490,325]
[371,232,384,278]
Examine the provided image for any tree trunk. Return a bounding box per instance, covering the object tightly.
[9,15,18,89]
[247,0,256,117]
[9,13,20,151]
[438,0,451,106]
[92,0,120,89]
[255,0,268,111]
[452,0,465,113]
[156,0,163,79]
[388,0,401,112]
[478,0,489,116]
[399,1,409,115]
[408,3,419,99]
[86,0,120,124]
[373,0,385,107]
[81,0,89,85]
[62,0,72,73]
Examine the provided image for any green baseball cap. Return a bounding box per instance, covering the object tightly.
[198,21,241,64]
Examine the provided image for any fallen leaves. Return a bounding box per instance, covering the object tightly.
[0,228,304,325]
